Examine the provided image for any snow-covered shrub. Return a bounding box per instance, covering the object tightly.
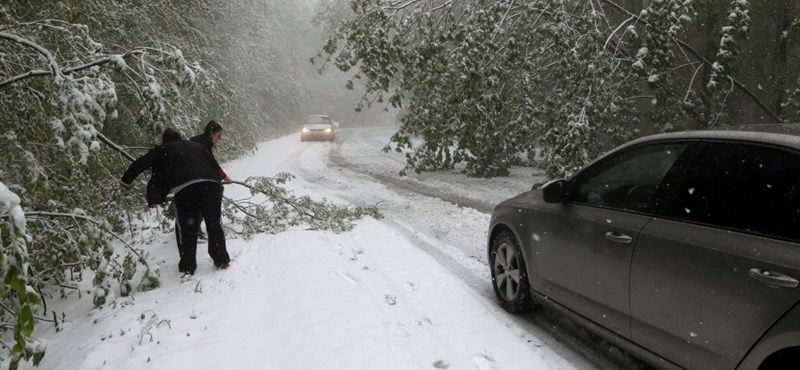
[0,181,44,368]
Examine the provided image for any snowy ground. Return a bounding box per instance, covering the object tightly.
[19,127,638,370]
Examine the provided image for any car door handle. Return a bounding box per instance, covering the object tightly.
[604,231,633,244]
[748,268,799,289]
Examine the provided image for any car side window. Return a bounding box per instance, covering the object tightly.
[658,142,800,239]
[572,143,688,213]
[781,191,800,241]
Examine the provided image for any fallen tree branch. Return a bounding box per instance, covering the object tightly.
[222,175,382,235]
[97,133,136,162]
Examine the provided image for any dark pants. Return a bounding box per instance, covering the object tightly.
[174,182,229,274]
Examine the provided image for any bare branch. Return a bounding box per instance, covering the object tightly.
[97,133,136,162]
[0,48,141,89]
[0,69,52,88]
[604,16,635,51]
[228,180,326,222]
[0,31,62,82]
[26,211,143,260]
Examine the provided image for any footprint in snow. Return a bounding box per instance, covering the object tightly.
[416,317,433,327]
[404,282,416,292]
[342,247,362,261]
[384,294,397,305]
[432,360,449,369]
[337,272,360,285]
[472,354,497,370]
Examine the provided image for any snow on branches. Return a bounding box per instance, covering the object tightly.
[0,4,205,366]
[224,174,382,236]
[319,0,799,181]
[0,181,44,368]
[707,0,750,90]
[0,18,205,164]
[320,0,640,178]
[633,0,694,86]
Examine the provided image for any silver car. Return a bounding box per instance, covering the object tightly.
[488,125,800,369]
[301,114,335,142]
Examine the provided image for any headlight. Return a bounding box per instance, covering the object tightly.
[302,128,310,133]
[324,127,332,133]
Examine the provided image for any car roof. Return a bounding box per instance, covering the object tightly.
[568,124,800,180]
[624,123,800,151]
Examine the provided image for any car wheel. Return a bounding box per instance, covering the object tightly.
[301,135,305,142]
[490,230,533,313]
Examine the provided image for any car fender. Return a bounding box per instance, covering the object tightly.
[487,202,540,287]
[737,300,800,369]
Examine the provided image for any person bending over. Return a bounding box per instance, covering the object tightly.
[121,128,230,275]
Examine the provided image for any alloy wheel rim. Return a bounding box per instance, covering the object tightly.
[494,242,521,300]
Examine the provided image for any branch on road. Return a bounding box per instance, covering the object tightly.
[221,174,381,236]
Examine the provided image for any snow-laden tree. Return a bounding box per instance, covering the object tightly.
[535,1,638,178]
[316,0,639,178]
[0,3,212,366]
[0,1,380,367]
[318,0,799,178]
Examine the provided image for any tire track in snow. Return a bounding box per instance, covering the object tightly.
[283,130,634,370]
[329,128,498,213]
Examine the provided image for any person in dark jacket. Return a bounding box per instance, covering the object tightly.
[191,120,231,183]
[190,120,230,242]
[121,128,231,275]
[143,128,182,206]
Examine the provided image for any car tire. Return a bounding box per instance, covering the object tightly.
[490,230,534,313]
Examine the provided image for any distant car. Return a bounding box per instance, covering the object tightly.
[301,114,335,142]
[488,124,800,370]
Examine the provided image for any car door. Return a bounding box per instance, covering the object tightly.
[630,141,800,370]
[535,142,689,338]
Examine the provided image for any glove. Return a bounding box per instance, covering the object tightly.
[120,181,133,192]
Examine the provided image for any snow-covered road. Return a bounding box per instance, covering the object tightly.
[19,127,647,370]
[250,126,642,370]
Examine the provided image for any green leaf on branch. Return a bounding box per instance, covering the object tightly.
[223,174,382,237]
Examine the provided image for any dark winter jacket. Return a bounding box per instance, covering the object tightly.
[121,140,221,204]
[190,133,228,180]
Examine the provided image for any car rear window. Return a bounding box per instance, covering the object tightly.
[658,141,800,239]
[307,116,332,125]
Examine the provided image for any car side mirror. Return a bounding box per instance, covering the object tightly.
[541,179,567,203]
